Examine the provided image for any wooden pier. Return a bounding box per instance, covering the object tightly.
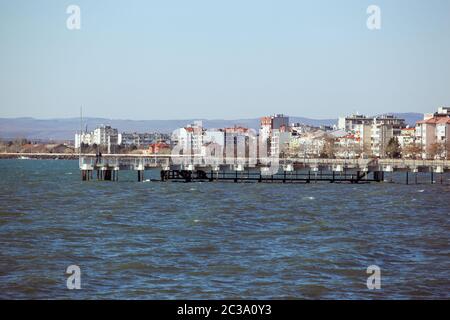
[78,154,450,184]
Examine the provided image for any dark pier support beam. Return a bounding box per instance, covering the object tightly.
[137,170,144,182]
[406,171,409,185]
[373,171,382,182]
[431,169,434,184]
[104,170,112,181]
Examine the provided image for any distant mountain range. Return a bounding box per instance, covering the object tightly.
[0,113,423,141]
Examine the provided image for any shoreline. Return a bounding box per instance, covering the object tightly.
[0,153,78,160]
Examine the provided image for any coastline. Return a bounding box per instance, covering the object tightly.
[0,152,78,160]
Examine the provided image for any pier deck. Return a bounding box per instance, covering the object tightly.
[77,154,450,184]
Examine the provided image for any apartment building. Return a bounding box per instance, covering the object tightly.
[75,125,119,151]
[416,107,450,159]
[339,114,405,157]
[172,122,204,156]
[119,132,169,147]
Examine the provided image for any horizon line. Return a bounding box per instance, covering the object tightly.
[0,112,423,122]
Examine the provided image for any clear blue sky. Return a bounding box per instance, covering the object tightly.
[1,0,450,120]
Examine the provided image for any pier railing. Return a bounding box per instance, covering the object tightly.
[78,154,450,172]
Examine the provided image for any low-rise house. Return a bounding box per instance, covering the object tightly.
[335,134,362,159]
[288,130,329,158]
[148,142,171,154]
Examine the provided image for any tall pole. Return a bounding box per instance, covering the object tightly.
[79,106,83,165]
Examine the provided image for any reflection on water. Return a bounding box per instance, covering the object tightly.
[0,160,449,299]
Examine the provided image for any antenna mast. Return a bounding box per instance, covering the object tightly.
[79,106,83,160]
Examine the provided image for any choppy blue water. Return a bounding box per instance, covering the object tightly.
[0,159,449,299]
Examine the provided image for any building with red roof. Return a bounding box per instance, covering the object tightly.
[415,107,450,159]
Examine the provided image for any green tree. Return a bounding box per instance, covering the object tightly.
[385,137,401,159]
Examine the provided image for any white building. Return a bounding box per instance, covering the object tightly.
[223,126,251,161]
[288,130,328,158]
[397,128,416,149]
[270,131,291,156]
[92,125,119,146]
[203,130,225,147]
[119,132,168,147]
[338,114,405,157]
[74,132,93,148]
[75,125,119,151]
[260,115,289,137]
[370,120,394,157]
[260,114,290,156]
[172,122,204,156]
[416,109,450,159]
[338,114,373,131]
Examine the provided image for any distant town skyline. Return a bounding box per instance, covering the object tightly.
[1,0,450,120]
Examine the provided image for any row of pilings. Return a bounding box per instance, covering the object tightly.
[81,169,118,181]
